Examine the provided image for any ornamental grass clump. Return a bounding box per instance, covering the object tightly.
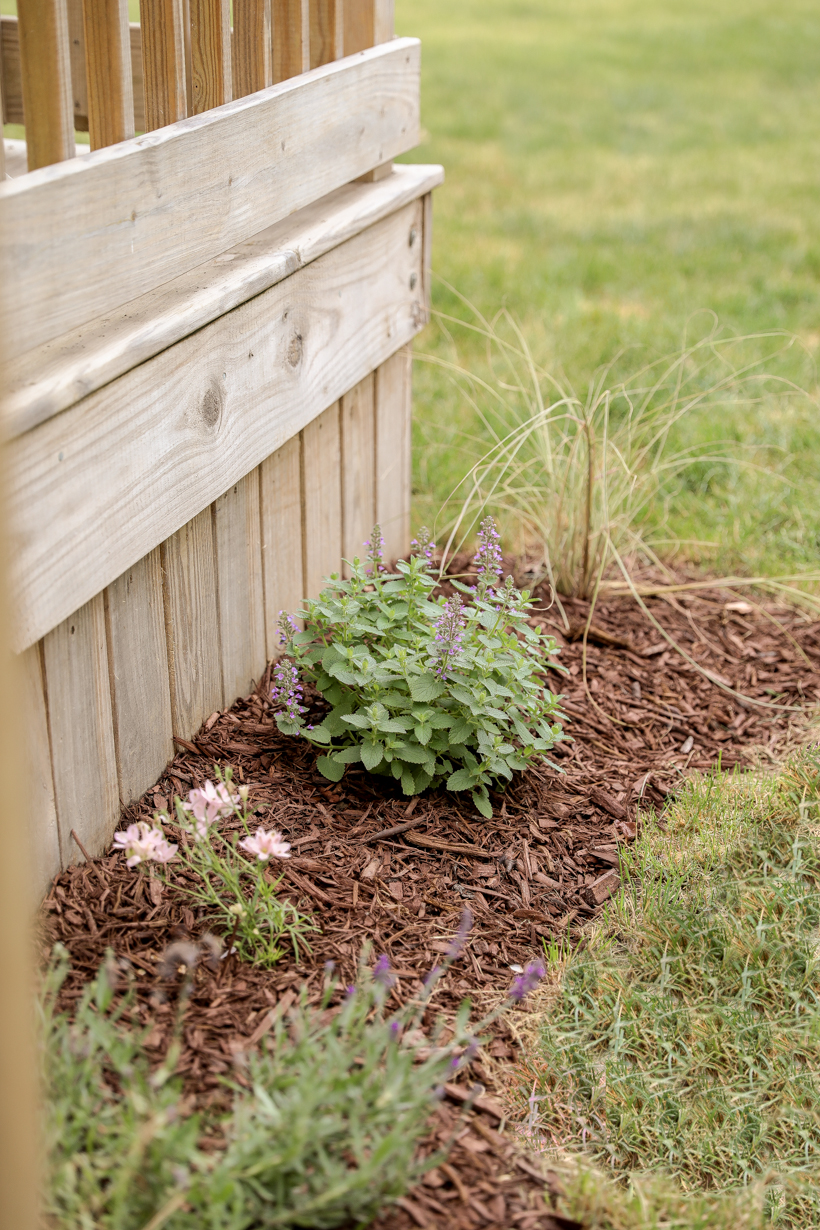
[275,518,566,816]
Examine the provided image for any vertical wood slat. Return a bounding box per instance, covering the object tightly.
[82,0,135,148]
[272,0,308,82]
[343,0,391,54]
[308,0,342,68]
[17,0,75,170]
[302,403,343,596]
[43,592,119,862]
[105,549,174,805]
[140,0,187,131]
[161,508,223,739]
[66,0,88,130]
[213,472,266,700]
[20,643,61,897]
[375,346,412,564]
[260,434,305,647]
[189,0,231,113]
[340,373,376,574]
[233,0,272,97]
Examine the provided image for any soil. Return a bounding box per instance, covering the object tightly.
[41,564,820,1230]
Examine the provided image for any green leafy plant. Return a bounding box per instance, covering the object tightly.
[274,519,566,817]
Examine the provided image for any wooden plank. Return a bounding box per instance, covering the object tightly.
[3,164,443,436]
[82,0,135,148]
[0,38,420,356]
[130,21,145,130]
[43,592,119,862]
[272,0,309,82]
[260,435,304,649]
[309,0,342,67]
[19,643,61,896]
[375,345,412,564]
[140,0,187,130]
[161,508,222,739]
[17,0,75,170]
[343,0,391,54]
[302,403,342,597]
[213,471,266,700]
[66,0,89,130]
[105,548,173,804]
[189,0,231,113]
[233,0,271,97]
[8,200,425,652]
[1,18,23,127]
[340,372,375,573]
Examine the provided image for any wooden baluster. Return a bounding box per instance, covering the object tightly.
[189,0,231,112]
[17,0,75,170]
[82,0,134,148]
[343,0,391,54]
[66,0,89,132]
[140,0,187,130]
[272,0,308,82]
[308,0,342,68]
[0,31,6,180]
[233,0,271,98]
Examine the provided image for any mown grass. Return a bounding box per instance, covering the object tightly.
[521,746,820,1227]
[396,0,820,577]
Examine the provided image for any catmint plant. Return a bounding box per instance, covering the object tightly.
[271,518,566,817]
[111,768,313,966]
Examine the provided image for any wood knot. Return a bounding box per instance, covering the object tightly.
[200,382,223,429]
[287,333,303,368]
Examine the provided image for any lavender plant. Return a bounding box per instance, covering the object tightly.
[274,518,566,817]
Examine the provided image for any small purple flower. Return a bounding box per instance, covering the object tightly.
[411,526,436,565]
[430,594,466,681]
[446,908,473,961]
[472,515,503,599]
[271,659,305,724]
[277,610,300,648]
[423,964,441,991]
[364,524,385,577]
[509,960,546,1002]
[324,960,336,976]
[373,953,396,990]
[390,1020,401,1037]
[345,984,356,998]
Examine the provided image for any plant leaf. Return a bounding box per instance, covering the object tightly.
[317,756,345,783]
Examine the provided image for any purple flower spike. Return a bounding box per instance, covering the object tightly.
[430,594,466,682]
[411,527,436,565]
[390,1020,401,1037]
[271,659,305,725]
[365,525,385,577]
[373,953,396,990]
[509,959,546,1002]
[446,908,473,961]
[345,984,356,998]
[277,610,300,648]
[473,515,503,599]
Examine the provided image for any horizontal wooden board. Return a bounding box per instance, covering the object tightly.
[0,37,420,357]
[8,200,425,651]
[1,163,443,437]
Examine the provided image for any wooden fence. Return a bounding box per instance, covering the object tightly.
[0,0,441,898]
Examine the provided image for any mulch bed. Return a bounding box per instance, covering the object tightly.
[41,563,820,1230]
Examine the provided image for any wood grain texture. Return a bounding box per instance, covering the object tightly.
[302,403,342,597]
[375,344,412,564]
[130,21,145,129]
[0,38,420,357]
[272,0,308,81]
[213,472,266,700]
[1,18,24,128]
[105,548,173,804]
[189,0,231,113]
[140,0,187,130]
[16,0,75,170]
[82,0,135,148]
[19,643,61,896]
[233,0,271,97]
[43,592,119,862]
[260,434,304,650]
[161,508,223,739]
[2,164,443,437]
[343,0,391,54]
[340,372,375,573]
[309,0,342,67]
[8,201,425,651]
[66,0,88,130]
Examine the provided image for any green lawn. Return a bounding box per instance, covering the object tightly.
[396,0,820,578]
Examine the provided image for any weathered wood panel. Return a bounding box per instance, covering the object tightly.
[8,201,426,651]
[105,548,174,804]
[19,643,61,896]
[260,434,304,647]
[272,0,309,82]
[0,38,421,356]
[43,593,119,862]
[82,0,135,148]
[189,0,231,113]
[214,471,266,700]
[161,509,222,739]
[302,403,342,597]
[340,372,375,572]
[16,0,75,170]
[375,345,412,563]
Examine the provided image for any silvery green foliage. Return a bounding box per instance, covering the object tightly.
[276,524,567,817]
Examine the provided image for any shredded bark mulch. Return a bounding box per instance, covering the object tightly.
[41,564,820,1229]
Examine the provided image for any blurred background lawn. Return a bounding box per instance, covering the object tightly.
[395,0,820,578]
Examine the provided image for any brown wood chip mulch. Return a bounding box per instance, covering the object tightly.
[41,564,820,1230]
